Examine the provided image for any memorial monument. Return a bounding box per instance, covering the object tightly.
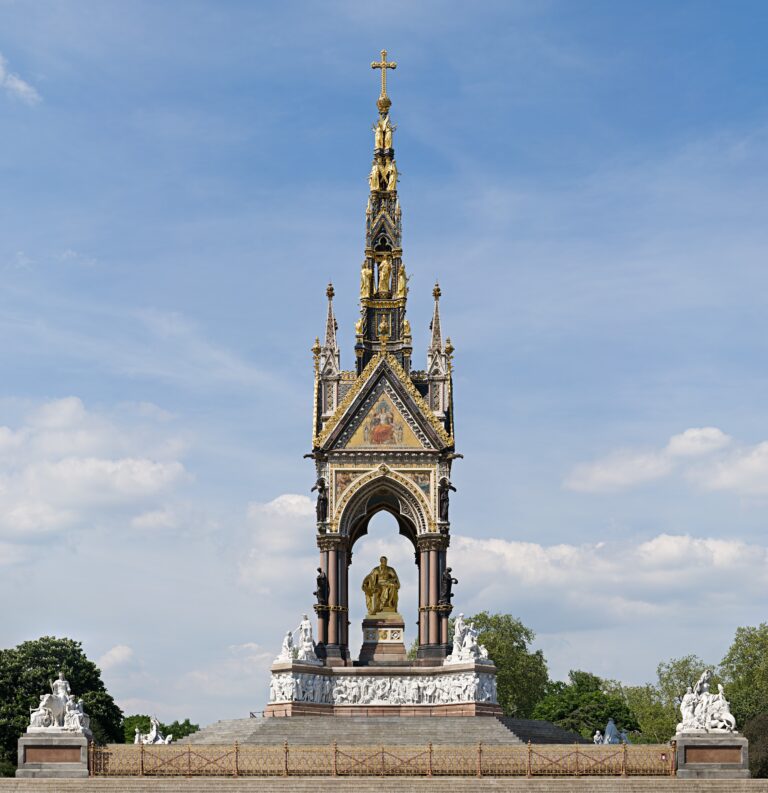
[16,671,91,778]
[673,669,749,779]
[266,51,500,716]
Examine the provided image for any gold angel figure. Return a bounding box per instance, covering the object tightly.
[360,262,373,298]
[377,256,392,295]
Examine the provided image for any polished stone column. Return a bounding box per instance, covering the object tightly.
[428,546,438,644]
[316,549,329,646]
[328,545,338,645]
[418,548,429,646]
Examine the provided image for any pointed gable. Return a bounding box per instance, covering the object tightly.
[314,353,453,452]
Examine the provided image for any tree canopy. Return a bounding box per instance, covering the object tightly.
[468,612,549,718]
[719,623,768,726]
[532,670,639,740]
[0,636,123,769]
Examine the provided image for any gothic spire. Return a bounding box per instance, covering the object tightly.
[356,49,411,375]
[429,283,443,355]
[319,283,340,377]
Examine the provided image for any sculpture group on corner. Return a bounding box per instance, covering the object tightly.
[134,716,173,745]
[445,613,490,664]
[275,614,321,665]
[27,672,91,736]
[676,670,737,734]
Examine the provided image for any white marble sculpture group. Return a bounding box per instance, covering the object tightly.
[444,613,490,664]
[275,614,321,665]
[269,670,497,706]
[676,669,737,734]
[134,716,173,745]
[593,718,631,745]
[27,672,91,735]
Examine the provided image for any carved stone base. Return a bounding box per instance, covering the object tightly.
[359,612,406,664]
[675,733,750,778]
[267,660,499,717]
[16,732,89,778]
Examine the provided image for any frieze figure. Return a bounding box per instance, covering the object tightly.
[438,567,458,606]
[311,478,328,523]
[362,556,400,614]
[438,478,457,522]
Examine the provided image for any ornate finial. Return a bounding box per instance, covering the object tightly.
[433,282,441,301]
[311,337,321,357]
[371,49,397,112]
[326,283,335,300]
[445,337,454,356]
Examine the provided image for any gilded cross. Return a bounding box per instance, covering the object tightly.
[371,49,397,98]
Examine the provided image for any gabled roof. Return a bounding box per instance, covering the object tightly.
[313,352,453,450]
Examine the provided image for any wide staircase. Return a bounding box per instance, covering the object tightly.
[178,715,528,745]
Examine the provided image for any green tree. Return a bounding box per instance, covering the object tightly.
[0,636,123,770]
[719,624,768,726]
[532,670,639,740]
[468,612,549,718]
[743,714,768,778]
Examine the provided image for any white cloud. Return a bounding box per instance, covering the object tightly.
[665,427,731,457]
[98,644,134,671]
[565,426,767,494]
[451,531,768,627]
[239,494,316,594]
[694,441,768,495]
[131,508,179,530]
[0,397,188,542]
[565,451,672,492]
[0,53,41,105]
[179,643,273,700]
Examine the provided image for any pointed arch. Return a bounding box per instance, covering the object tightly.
[335,464,432,549]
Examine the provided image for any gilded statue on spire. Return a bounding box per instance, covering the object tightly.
[395,262,408,299]
[377,256,392,296]
[360,261,373,298]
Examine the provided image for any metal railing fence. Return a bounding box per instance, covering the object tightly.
[90,741,675,777]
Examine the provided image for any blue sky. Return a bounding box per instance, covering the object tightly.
[1,0,767,725]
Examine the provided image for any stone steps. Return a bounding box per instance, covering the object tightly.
[179,716,524,746]
[2,778,768,791]
[498,718,589,744]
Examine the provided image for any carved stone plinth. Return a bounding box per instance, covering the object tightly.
[675,733,750,779]
[266,660,501,717]
[359,612,406,664]
[16,732,89,778]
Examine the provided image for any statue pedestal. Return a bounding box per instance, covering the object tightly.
[359,612,406,664]
[16,732,89,778]
[674,733,750,779]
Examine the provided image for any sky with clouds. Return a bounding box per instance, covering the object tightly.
[1,0,767,726]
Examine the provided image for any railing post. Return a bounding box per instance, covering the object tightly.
[476,742,482,777]
[381,744,385,776]
[283,740,289,776]
[670,740,676,777]
[574,743,579,777]
[140,742,144,777]
[428,742,433,777]
[88,741,93,776]
[622,742,628,777]
[234,741,239,777]
[333,740,338,776]
[187,744,192,775]
[527,740,532,777]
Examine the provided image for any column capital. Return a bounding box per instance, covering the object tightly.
[417,534,449,552]
[317,535,347,552]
